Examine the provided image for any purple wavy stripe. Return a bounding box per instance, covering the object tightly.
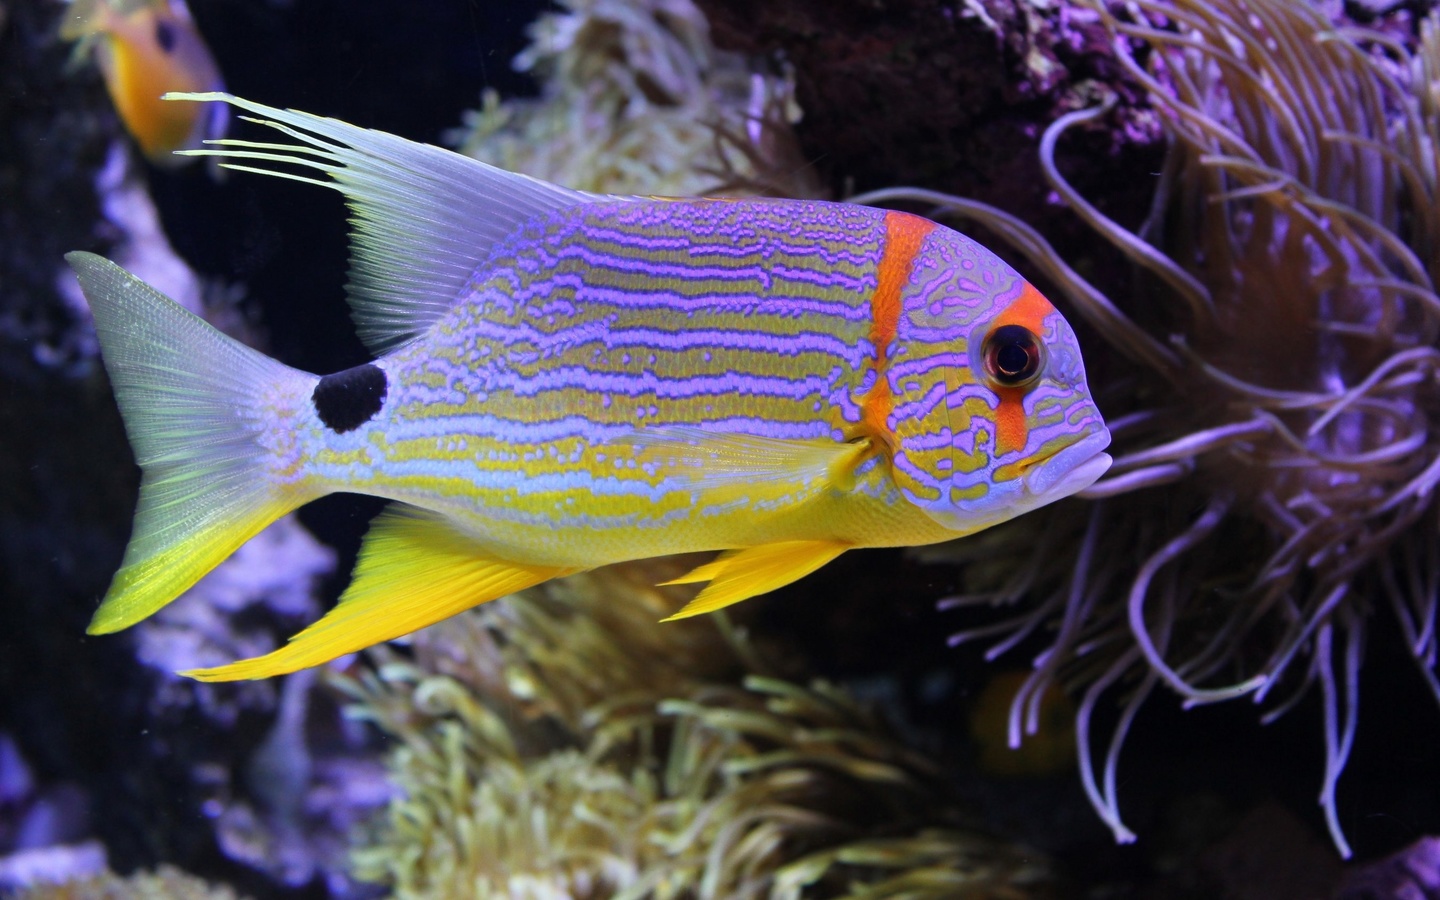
[891,380,949,424]
[598,327,869,363]
[519,244,875,310]
[891,450,944,492]
[506,277,869,321]
[889,351,968,380]
[500,366,833,400]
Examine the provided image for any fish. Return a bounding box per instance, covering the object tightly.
[66,93,1112,682]
[60,0,227,166]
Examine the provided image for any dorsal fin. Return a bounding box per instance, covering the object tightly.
[170,92,610,353]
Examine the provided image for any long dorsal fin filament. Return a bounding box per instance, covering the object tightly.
[170,91,613,353]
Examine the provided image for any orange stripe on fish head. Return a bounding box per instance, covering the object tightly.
[860,210,936,451]
[988,281,1056,456]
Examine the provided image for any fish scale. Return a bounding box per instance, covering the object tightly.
[66,93,1111,680]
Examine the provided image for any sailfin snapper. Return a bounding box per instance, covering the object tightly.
[61,0,226,166]
[68,93,1112,681]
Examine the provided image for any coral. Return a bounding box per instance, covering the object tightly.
[197,666,394,896]
[1336,834,1440,898]
[0,732,97,892]
[0,9,365,881]
[0,0,111,374]
[338,564,1055,899]
[447,0,810,198]
[693,0,1166,255]
[133,514,333,724]
[8,864,252,900]
[0,844,108,895]
[860,0,1440,857]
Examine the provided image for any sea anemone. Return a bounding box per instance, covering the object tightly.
[9,864,251,900]
[447,0,806,198]
[337,565,1057,899]
[859,0,1440,856]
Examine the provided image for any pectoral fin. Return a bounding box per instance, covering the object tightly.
[660,540,849,621]
[183,507,574,681]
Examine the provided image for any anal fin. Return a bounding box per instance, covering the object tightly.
[183,507,574,681]
[660,540,848,622]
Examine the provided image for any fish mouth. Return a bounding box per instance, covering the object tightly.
[1022,428,1113,501]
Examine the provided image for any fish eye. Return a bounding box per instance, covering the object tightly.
[982,324,1044,387]
[154,20,177,54]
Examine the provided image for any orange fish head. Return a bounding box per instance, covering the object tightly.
[74,0,228,164]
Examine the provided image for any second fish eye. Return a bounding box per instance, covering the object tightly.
[982,324,1044,387]
[154,20,177,53]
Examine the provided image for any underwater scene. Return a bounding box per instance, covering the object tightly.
[5,0,1440,896]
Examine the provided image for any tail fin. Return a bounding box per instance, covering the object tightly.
[68,252,316,634]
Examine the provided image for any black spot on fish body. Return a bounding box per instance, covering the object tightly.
[313,364,387,433]
[154,19,177,53]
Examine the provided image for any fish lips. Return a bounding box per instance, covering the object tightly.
[1022,428,1113,501]
[921,427,1113,535]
